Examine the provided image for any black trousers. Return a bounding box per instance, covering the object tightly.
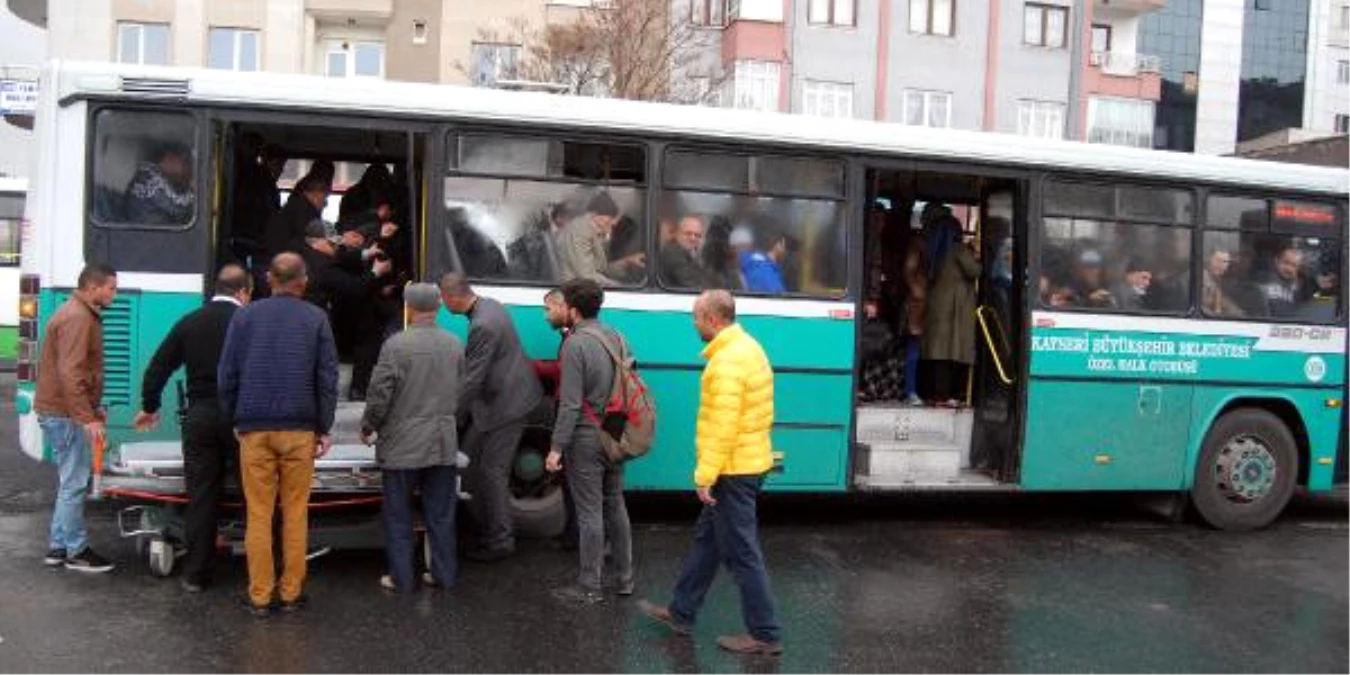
[181,402,236,584]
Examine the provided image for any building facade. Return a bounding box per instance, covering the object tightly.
[4,0,1347,158]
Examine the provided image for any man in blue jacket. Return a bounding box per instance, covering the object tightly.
[219,252,339,617]
[740,230,788,294]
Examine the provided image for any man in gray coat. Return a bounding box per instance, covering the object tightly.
[440,273,543,561]
[360,283,465,592]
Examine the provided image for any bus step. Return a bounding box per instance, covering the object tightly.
[855,406,974,447]
[855,470,1007,491]
[862,442,964,483]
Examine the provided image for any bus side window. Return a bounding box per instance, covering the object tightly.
[86,108,204,274]
[656,149,848,298]
[438,133,648,288]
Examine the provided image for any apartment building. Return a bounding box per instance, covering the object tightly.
[4,0,1347,156]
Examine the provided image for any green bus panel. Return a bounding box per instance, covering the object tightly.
[0,325,17,360]
[446,302,856,492]
[1021,379,1194,490]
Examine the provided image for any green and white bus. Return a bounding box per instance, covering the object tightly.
[16,61,1347,536]
[0,177,26,362]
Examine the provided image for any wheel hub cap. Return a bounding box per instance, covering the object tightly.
[1216,436,1277,503]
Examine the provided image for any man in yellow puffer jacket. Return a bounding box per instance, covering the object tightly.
[638,290,783,656]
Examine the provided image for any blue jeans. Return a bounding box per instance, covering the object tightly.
[904,336,921,398]
[669,474,781,643]
[382,465,458,592]
[40,415,91,555]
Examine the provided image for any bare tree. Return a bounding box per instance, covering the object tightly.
[454,0,726,105]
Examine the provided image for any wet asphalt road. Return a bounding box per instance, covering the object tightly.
[0,376,1345,673]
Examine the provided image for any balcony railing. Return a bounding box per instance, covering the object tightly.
[1090,51,1162,77]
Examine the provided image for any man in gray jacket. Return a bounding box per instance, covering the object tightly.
[440,273,543,561]
[361,283,465,592]
[545,278,635,606]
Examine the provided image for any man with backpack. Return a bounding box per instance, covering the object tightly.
[638,289,782,656]
[545,278,639,605]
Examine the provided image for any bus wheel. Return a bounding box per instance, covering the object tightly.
[1191,409,1298,531]
[508,423,566,539]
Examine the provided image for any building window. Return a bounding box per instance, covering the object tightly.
[1087,96,1155,148]
[909,0,954,36]
[324,40,385,78]
[207,28,259,71]
[1091,24,1112,53]
[1336,114,1350,133]
[1338,59,1350,85]
[802,81,854,118]
[1339,4,1350,29]
[1017,100,1065,139]
[469,42,521,87]
[732,60,781,112]
[1024,3,1068,48]
[809,0,856,26]
[902,89,952,128]
[691,0,728,26]
[117,22,170,65]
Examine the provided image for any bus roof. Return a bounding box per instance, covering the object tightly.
[50,59,1350,197]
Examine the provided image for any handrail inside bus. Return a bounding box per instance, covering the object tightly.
[976,305,1014,386]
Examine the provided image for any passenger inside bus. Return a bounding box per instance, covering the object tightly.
[124,142,196,226]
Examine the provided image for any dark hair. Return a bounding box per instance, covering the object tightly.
[756,227,787,251]
[77,263,117,290]
[560,278,604,319]
[438,272,474,299]
[543,288,562,303]
[586,192,619,218]
[150,142,190,163]
[214,264,253,296]
[1124,257,1149,274]
[296,174,328,195]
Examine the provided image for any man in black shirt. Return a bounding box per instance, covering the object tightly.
[133,265,254,592]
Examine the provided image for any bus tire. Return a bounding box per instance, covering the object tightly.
[510,485,565,539]
[1190,408,1298,532]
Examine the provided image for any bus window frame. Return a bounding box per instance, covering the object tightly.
[1198,189,1346,325]
[84,104,203,234]
[655,143,852,300]
[1036,175,1198,318]
[438,125,656,289]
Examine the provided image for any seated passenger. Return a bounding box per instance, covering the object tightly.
[1202,247,1244,317]
[659,215,707,289]
[700,219,743,291]
[1260,244,1305,318]
[740,230,789,294]
[1111,258,1153,312]
[1069,249,1115,309]
[124,143,195,225]
[556,192,644,286]
[1295,265,1339,323]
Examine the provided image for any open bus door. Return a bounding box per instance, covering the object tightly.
[969,183,1026,482]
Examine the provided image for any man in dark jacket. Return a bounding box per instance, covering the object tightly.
[361,283,466,593]
[266,174,327,259]
[439,273,543,561]
[134,265,253,593]
[219,253,339,617]
[300,221,393,399]
[659,215,708,289]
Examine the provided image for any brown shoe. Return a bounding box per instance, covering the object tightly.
[716,634,783,656]
[637,599,691,636]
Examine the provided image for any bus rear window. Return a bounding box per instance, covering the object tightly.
[89,109,198,229]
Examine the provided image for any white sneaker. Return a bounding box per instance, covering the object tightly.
[903,394,924,407]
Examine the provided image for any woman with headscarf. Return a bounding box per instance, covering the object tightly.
[922,215,979,407]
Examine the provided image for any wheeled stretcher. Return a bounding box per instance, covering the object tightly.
[100,400,468,577]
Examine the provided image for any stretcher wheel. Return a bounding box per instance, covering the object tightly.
[148,537,175,578]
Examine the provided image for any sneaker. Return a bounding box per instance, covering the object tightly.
[43,549,67,567]
[180,578,205,594]
[421,572,443,588]
[379,575,398,591]
[279,594,308,613]
[716,634,783,656]
[64,548,114,573]
[614,576,635,597]
[305,545,332,561]
[551,584,605,606]
[239,595,271,618]
[902,394,924,407]
[636,600,691,636]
